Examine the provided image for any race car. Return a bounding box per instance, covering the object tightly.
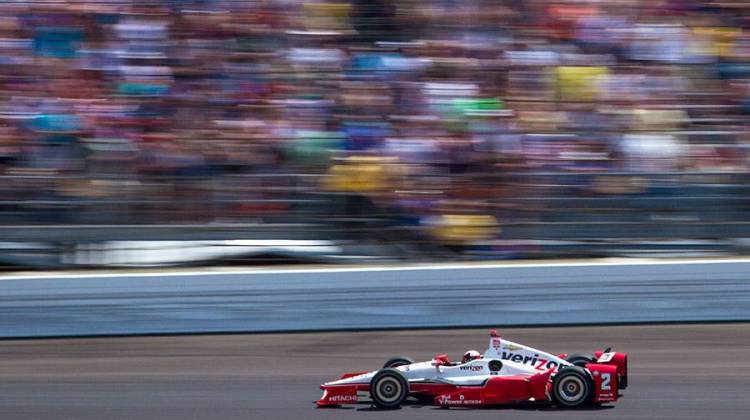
[317,330,627,409]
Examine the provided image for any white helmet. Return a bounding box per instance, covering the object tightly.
[462,350,482,363]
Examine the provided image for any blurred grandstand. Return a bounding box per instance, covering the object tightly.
[2,0,750,266]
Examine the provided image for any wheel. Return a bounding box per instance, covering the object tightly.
[565,353,596,367]
[382,356,414,369]
[552,366,594,408]
[369,368,409,408]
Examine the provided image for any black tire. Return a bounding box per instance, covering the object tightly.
[382,356,414,369]
[552,366,594,408]
[370,368,409,408]
[565,353,596,367]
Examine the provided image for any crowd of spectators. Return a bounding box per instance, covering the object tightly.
[2,0,750,244]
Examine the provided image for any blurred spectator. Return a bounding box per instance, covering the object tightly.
[1,0,750,249]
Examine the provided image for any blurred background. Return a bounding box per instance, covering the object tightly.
[3,0,750,267]
[1,4,749,418]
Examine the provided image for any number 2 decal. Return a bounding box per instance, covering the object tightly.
[601,373,611,390]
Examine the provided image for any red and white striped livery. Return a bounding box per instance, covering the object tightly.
[317,330,628,409]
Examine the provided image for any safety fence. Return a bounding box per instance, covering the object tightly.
[0,170,749,266]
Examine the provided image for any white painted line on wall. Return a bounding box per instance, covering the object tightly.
[2,257,750,281]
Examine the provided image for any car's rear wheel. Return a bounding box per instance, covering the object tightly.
[552,366,594,408]
[382,356,414,369]
[565,353,596,367]
[370,368,409,408]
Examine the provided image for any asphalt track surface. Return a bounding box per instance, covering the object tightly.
[2,259,750,337]
[0,323,748,419]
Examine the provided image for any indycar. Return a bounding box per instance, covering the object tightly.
[317,330,627,409]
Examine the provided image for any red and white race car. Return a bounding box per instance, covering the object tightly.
[317,330,627,409]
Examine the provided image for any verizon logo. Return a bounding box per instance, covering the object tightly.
[500,352,560,370]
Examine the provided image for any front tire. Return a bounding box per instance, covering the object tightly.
[383,356,414,369]
[370,368,409,408]
[552,366,594,408]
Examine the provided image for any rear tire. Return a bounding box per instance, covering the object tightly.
[370,368,409,408]
[382,356,414,369]
[552,366,594,408]
[565,353,596,367]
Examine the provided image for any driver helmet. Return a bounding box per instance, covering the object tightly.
[462,350,482,363]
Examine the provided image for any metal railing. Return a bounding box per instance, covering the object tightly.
[0,170,749,266]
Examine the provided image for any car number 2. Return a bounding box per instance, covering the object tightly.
[601,373,611,390]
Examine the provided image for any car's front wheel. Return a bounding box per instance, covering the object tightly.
[551,366,594,408]
[369,368,409,409]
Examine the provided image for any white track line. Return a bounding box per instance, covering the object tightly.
[1,257,750,281]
